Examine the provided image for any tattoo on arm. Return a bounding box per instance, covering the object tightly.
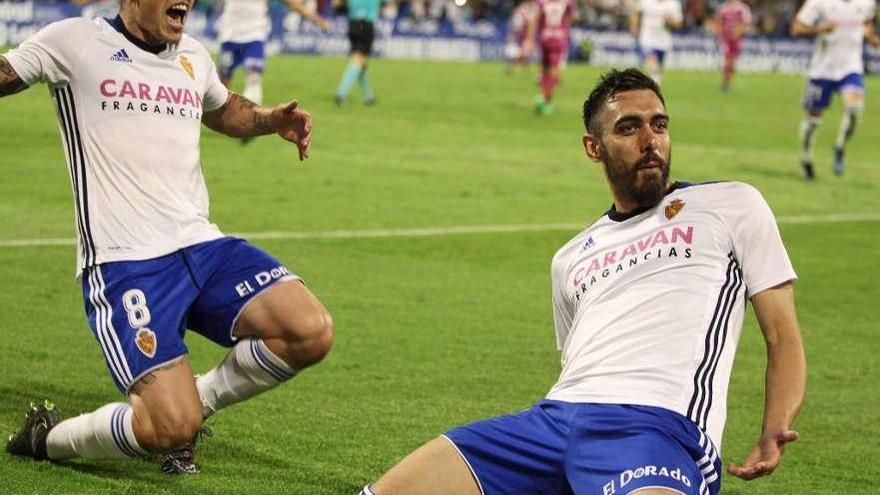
[203,93,274,137]
[0,56,29,97]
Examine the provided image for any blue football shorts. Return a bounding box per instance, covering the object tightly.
[802,72,864,113]
[80,237,300,393]
[445,401,722,495]
[219,40,266,79]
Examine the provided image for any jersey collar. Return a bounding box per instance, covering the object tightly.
[107,16,167,55]
[605,182,693,222]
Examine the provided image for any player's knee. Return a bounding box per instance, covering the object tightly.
[139,407,203,452]
[279,308,334,366]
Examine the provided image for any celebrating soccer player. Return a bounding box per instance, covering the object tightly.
[713,0,752,93]
[791,0,880,179]
[630,0,683,85]
[356,69,806,495]
[2,0,333,475]
[525,0,577,116]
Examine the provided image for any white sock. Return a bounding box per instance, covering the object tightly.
[46,403,147,460]
[799,116,822,162]
[835,106,862,149]
[197,338,297,418]
[359,485,379,495]
[242,72,263,105]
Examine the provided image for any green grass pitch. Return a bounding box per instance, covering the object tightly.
[1,55,878,494]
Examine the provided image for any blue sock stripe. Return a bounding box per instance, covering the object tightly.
[249,339,293,382]
[111,405,139,457]
[254,339,295,380]
[116,406,140,457]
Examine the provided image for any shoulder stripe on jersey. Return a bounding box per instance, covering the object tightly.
[54,86,96,268]
[687,253,744,430]
[54,87,92,268]
[87,266,134,388]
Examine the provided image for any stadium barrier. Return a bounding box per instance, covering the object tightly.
[1,1,878,74]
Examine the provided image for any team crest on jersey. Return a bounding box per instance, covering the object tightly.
[179,56,195,79]
[135,328,157,358]
[665,199,685,220]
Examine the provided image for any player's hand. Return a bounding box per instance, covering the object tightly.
[727,429,799,481]
[270,100,312,161]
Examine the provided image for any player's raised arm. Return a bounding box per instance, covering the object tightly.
[0,56,29,98]
[628,6,641,37]
[728,282,806,481]
[865,20,880,48]
[202,93,313,160]
[284,0,332,31]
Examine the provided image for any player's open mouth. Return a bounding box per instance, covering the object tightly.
[166,2,189,30]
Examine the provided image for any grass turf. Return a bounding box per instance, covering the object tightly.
[0,54,878,494]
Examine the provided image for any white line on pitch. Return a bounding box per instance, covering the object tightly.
[1,212,878,248]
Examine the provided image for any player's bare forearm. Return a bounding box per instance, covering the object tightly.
[865,22,880,48]
[202,92,275,138]
[791,20,835,37]
[628,12,640,36]
[0,56,29,98]
[727,283,805,481]
[751,283,806,433]
[284,0,330,30]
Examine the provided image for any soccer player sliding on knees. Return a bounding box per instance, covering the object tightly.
[2,0,332,475]
[357,69,806,495]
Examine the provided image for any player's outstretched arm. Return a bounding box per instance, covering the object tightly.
[865,21,880,48]
[284,0,332,31]
[0,56,29,98]
[202,93,312,160]
[790,19,836,37]
[728,282,806,481]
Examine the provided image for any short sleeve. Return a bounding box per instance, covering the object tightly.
[725,184,797,297]
[201,58,229,112]
[795,0,821,26]
[2,18,90,86]
[551,254,574,351]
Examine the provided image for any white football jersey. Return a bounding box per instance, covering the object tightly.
[4,17,230,271]
[636,0,683,51]
[546,182,796,451]
[218,0,271,43]
[796,0,877,80]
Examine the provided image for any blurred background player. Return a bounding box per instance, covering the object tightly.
[334,0,388,106]
[713,0,752,93]
[526,0,577,116]
[630,0,683,85]
[791,0,880,179]
[505,0,537,74]
[219,0,330,106]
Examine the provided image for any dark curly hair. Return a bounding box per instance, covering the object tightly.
[582,68,665,135]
